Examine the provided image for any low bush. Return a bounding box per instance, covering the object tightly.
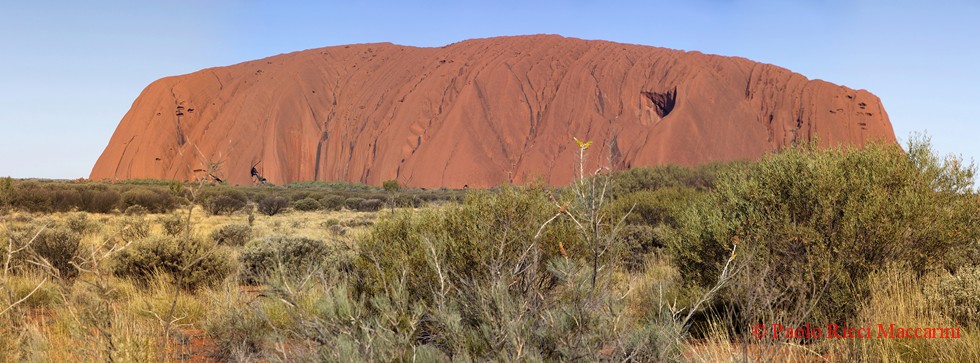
[239,236,341,285]
[117,215,150,242]
[319,195,345,211]
[30,226,82,281]
[112,236,234,290]
[11,182,51,212]
[64,212,95,235]
[292,197,321,211]
[618,224,659,271]
[394,194,422,208]
[82,189,121,213]
[257,195,289,216]
[159,213,187,237]
[608,187,699,228]
[926,266,980,326]
[356,186,579,301]
[210,224,252,247]
[124,204,148,216]
[197,188,248,215]
[343,197,364,210]
[204,291,274,361]
[357,198,384,211]
[119,187,174,213]
[382,179,400,192]
[610,162,740,195]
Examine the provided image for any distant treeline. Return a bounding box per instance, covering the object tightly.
[0,162,743,216]
[0,178,464,214]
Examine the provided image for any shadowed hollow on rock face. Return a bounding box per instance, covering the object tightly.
[90,35,896,188]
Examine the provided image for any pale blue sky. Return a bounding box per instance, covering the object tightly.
[1,1,977,179]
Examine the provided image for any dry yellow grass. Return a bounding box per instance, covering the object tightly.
[0,207,380,362]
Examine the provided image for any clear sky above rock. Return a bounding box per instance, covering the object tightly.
[1,0,977,179]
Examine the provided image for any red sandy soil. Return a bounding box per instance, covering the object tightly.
[91,35,896,188]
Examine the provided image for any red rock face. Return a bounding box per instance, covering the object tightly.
[90,35,896,187]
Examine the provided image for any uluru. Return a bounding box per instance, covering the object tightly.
[90,35,896,188]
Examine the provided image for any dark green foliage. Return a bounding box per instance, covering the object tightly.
[292,197,321,211]
[112,236,234,290]
[0,178,458,214]
[606,187,701,271]
[667,140,980,323]
[319,195,345,211]
[11,182,52,212]
[394,194,422,208]
[357,187,579,301]
[257,195,289,216]
[357,198,384,211]
[608,187,700,228]
[610,162,742,195]
[198,188,248,215]
[83,189,122,213]
[210,224,252,247]
[382,179,400,192]
[618,224,660,271]
[289,191,311,202]
[30,226,82,281]
[239,236,340,285]
[343,197,364,210]
[119,188,174,213]
[204,294,273,361]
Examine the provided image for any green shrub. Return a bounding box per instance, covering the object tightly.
[608,187,699,228]
[610,162,740,195]
[357,187,579,300]
[204,292,273,361]
[30,226,82,281]
[82,189,121,213]
[210,224,252,247]
[198,188,248,215]
[319,195,345,211]
[64,212,95,235]
[292,197,322,211]
[239,236,340,284]
[382,180,400,192]
[117,215,150,242]
[667,139,979,323]
[257,195,289,216]
[289,191,311,202]
[159,213,187,237]
[343,197,365,210]
[618,224,659,271]
[12,182,51,212]
[49,189,83,213]
[113,236,233,290]
[357,198,384,212]
[926,266,980,326]
[394,194,422,208]
[120,187,174,213]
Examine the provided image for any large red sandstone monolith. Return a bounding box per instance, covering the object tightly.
[91,35,896,187]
